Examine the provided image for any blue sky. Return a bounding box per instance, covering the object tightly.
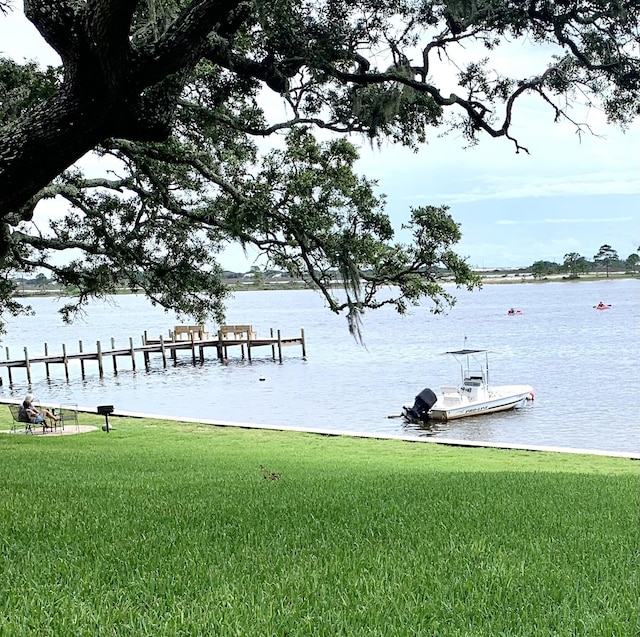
[356,99,639,267]
[2,5,639,270]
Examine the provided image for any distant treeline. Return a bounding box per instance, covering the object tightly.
[529,243,639,278]
[12,244,640,293]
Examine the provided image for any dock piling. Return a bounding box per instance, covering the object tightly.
[160,335,167,367]
[110,338,117,374]
[190,333,196,365]
[62,343,70,381]
[6,347,12,385]
[96,341,104,378]
[44,343,50,379]
[129,337,136,371]
[24,347,32,384]
[79,341,86,377]
[216,329,223,360]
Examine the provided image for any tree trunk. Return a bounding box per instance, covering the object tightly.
[0,88,113,219]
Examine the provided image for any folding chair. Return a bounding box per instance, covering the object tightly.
[58,404,79,432]
[7,403,36,434]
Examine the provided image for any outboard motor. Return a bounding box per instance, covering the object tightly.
[404,388,437,421]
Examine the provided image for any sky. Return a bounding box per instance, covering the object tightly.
[2,5,639,271]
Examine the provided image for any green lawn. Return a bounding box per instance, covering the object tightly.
[1,415,638,636]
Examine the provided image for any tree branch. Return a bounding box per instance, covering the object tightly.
[23,0,82,61]
[136,0,246,87]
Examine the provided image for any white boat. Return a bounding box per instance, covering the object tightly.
[402,348,534,422]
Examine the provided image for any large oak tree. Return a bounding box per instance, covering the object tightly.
[0,0,638,333]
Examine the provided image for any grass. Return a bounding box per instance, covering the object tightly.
[0,414,638,636]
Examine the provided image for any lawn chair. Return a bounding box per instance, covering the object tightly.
[58,404,79,432]
[7,403,37,434]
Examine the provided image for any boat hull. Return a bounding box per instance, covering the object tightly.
[428,385,534,422]
[402,348,534,423]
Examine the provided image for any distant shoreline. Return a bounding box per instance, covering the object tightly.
[13,272,638,299]
[474,272,637,285]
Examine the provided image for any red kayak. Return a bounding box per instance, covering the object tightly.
[595,303,611,310]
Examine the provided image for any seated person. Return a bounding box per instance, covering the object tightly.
[19,393,60,428]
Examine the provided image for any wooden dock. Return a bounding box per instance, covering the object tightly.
[0,324,306,385]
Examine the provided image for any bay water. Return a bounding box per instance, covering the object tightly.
[1,278,638,454]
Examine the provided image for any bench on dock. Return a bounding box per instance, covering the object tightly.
[173,325,209,341]
[219,324,257,340]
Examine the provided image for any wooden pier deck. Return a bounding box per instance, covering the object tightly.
[0,325,306,385]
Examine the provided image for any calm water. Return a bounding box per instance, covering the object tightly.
[1,279,638,453]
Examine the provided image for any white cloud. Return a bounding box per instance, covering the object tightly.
[496,216,634,226]
[543,216,634,224]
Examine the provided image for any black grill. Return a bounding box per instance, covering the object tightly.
[97,405,115,432]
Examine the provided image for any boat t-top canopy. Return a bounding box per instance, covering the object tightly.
[442,348,492,386]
